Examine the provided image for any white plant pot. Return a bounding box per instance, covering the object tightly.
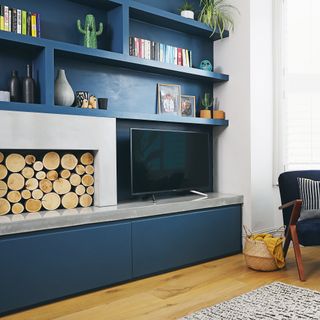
[181,10,194,20]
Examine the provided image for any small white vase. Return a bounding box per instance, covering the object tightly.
[54,69,75,107]
[181,10,194,20]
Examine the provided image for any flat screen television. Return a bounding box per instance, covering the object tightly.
[130,128,210,195]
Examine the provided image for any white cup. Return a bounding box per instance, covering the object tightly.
[0,91,10,102]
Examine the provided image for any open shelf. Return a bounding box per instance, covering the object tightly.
[129,0,229,40]
[0,102,229,127]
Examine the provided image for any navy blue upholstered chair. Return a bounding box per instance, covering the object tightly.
[278,170,320,281]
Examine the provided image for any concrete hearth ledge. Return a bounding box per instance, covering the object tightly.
[0,193,243,236]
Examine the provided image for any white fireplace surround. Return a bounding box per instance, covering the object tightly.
[0,111,117,207]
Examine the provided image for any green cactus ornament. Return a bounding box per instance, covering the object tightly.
[77,14,103,49]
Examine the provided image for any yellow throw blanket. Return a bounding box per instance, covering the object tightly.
[250,233,285,269]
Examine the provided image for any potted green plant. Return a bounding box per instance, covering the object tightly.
[198,0,239,38]
[212,97,225,119]
[200,92,213,119]
[179,1,195,20]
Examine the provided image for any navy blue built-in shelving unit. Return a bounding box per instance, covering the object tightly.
[0,0,229,127]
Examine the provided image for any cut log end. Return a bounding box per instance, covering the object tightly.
[86,186,94,196]
[43,152,60,170]
[32,189,44,200]
[12,203,24,214]
[80,152,94,166]
[0,198,11,215]
[82,174,94,187]
[75,165,86,175]
[6,153,26,172]
[7,191,22,203]
[21,189,32,200]
[47,170,59,181]
[7,173,25,191]
[53,178,71,195]
[60,169,71,179]
[61,154,78,170]
[0,181,8,198]
[62,192,79,209]
[0,164,8,180]
[25,178,39,191]
[79,194,93,208]
[22,167,35,179]
[39,179,53,194]
[25,199,42,213]
[33,161,44,172]
[75,185,85,196]
[70,174,81,187]
[25,154,36,165]
[35,171,46,180]
[85,165,94,175]
[42,193,61,211]
[0,152,4,163]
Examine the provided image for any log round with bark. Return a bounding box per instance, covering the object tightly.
[82,174,94,187]
[33,161,44,172]
[7,173,25,191]
[75,164,86,175]
[7,191,22,203]
[36,171,46,180]
[0,164,8,180]
[42,193,61,211]
[0,180,8,198]
[80,152,94,165]
[53,178,71,195]
[32,189,44,200]
[75,185,85,196]
[25,178,39,191]
[0,152,4,163]
[22,167,35,179]
[62,192,79,209]
[6,153,25,172]
[86,186,94,196]
[0,198,11,215]
[43,152,60,170]
[25,154,36,165]
[85,165,94,175]
[39,179,53,194]
[61,154,78,170]
[79,194,93,208]
[25,199,42,213]
[12,203,24,214]
[70,174,81,187]
[21,189,32,200]
[47,170,59,181]
[60,169,71,179]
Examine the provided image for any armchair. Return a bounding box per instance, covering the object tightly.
[278,170,320,281]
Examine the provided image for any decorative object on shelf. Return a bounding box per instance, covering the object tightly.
[157,84,181,115]
[198,0,239,38]
[77,14,103,49]
[22,64,35,104]
[9,70,21,102]
[212,97,225,119]
[75,91,89,108]
[0,151,95,215]
[181,95,196,117]
[0,91,10,102]
[81,99,89,108]
[89,95,97,109]
[200,60,213,72]
[98,98,108,110]
[179,1,195,20]
[200,92,213,119]
[54,69,75,107]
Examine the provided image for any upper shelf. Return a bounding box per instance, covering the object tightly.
[129,1,229,40]
[0,31,229,83]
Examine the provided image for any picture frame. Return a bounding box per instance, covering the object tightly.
[180,95,196,117]
[157,84,181,115]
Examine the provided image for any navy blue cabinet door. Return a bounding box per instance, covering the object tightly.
[132,205,242,277]
[0,222,132,315]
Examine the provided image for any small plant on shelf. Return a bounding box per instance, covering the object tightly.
[198,0,239,38]
[179,0,195,20]
[200,92,213,119]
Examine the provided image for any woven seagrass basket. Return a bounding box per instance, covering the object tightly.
[243,226,285,272]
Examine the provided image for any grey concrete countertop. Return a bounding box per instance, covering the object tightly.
[0,193,243,236]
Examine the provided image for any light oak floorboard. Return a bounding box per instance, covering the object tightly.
[3,247,320,320]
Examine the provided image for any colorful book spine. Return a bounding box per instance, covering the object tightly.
[31,13,37,37]
[8,7,11,32]
[27,12,31,36]
[4,6,9,31]
[22,10,27,35]
[17,9,21,34]
[11,8,16,33]
[36,13,40,37]
[0,6,4,31]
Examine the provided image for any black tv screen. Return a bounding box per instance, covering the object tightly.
[130,128,210,195]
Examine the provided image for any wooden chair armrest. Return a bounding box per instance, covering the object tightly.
[279,199,302,210]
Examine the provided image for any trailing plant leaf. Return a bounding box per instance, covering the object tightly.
[198,0,239,38]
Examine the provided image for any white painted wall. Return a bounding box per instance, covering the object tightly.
[214,0,278,232]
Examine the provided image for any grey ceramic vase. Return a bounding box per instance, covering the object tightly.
[54,69,75,107]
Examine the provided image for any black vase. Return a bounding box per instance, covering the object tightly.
[22,64,35,104]
[9,70,21,102]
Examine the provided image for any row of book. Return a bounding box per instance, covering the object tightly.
[129,37,192,68]
[0,5,40,37]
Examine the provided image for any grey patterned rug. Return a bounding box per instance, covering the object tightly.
[181,282,320,320]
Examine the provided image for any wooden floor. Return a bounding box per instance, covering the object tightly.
[3,247,320,320]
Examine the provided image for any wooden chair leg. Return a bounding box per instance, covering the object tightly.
[283,229,291,258]
[290,225,305,281]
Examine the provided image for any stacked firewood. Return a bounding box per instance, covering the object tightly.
[0,151,94,215]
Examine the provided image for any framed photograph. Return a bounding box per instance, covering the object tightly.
[180,95,196,117]
[157,84,181,115]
